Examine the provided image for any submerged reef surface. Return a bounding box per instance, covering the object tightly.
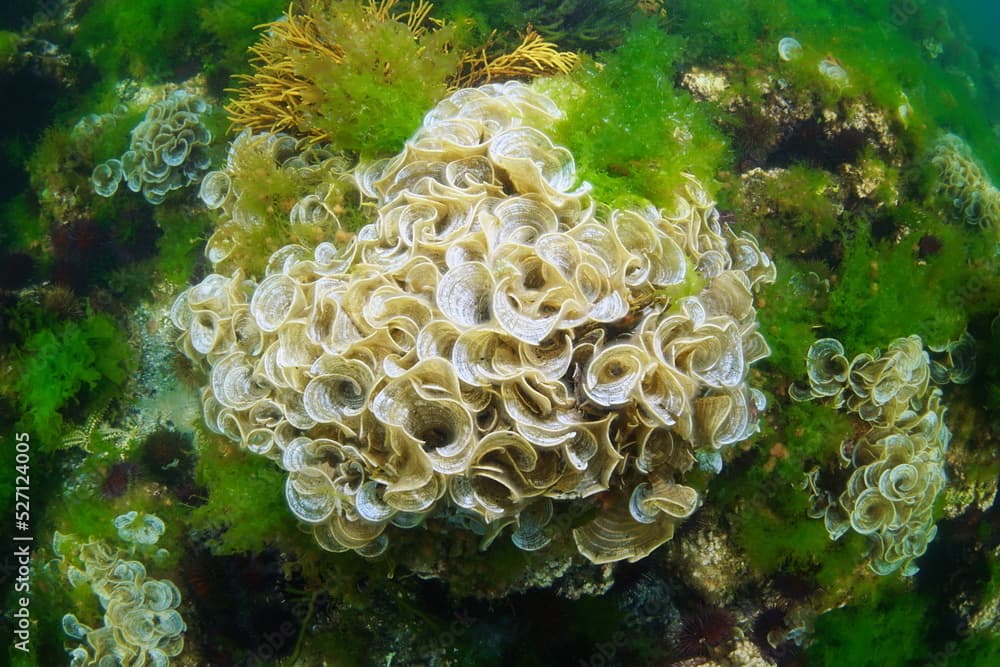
[172,81,775,564]
[4,1,1000,666]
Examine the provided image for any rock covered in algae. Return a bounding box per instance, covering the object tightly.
[171,81,775,565]
[667,523,750,605]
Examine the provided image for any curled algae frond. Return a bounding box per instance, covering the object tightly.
[92,90,212,205]
[174,82,775,564]
[777,36,802,62]
[194,130,354,275]
[795,335,950,576]
[114,511,166,545]
[818,56,849,87]
[898,91,914,127]
[930,133,1000,229]
[928,331,976,385]
[91,159,123,197]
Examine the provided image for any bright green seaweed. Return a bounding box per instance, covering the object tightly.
[546,18,731,205]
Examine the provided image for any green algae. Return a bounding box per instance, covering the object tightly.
[260,0,462,158]
[154,208,212,286]
[942,633,1000,667]
[0,30,18,65]
[313,14,459,156]
[73,0,285,86]
[674,0,1000,175]
[711,399,856,577]
[13,313,134,450]
[547,18,731,205]
[734,491,833,574]
[757,267,826,376]
[197,0,289,79]
[824,216,969,352]
[190,438,306,555]
[807,590,933,667]
[434,0,640,53]
[73,0,206,81]
[734,164,844,257]
[0,192,45,253]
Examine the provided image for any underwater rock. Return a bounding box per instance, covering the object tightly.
[819,101,896,158]
[680,67,729,102]
[839,158,899,208]
[682,65,898,172]
[668,523,751,606]
[724,638,774,667]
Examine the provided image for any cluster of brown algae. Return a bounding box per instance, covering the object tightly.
[224,0,576,146]
[171,82,776,564]
[54,525,186,667]
[92,90,213,204]
[931,132,1000,229]
[793,336,951,575]
[196,129,355,276]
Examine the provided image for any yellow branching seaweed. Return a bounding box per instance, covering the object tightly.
[225,0,445,144]
[453,31,580,90]
[224,6,343,139]
[225,1,579,149]
[369,0,436,35]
